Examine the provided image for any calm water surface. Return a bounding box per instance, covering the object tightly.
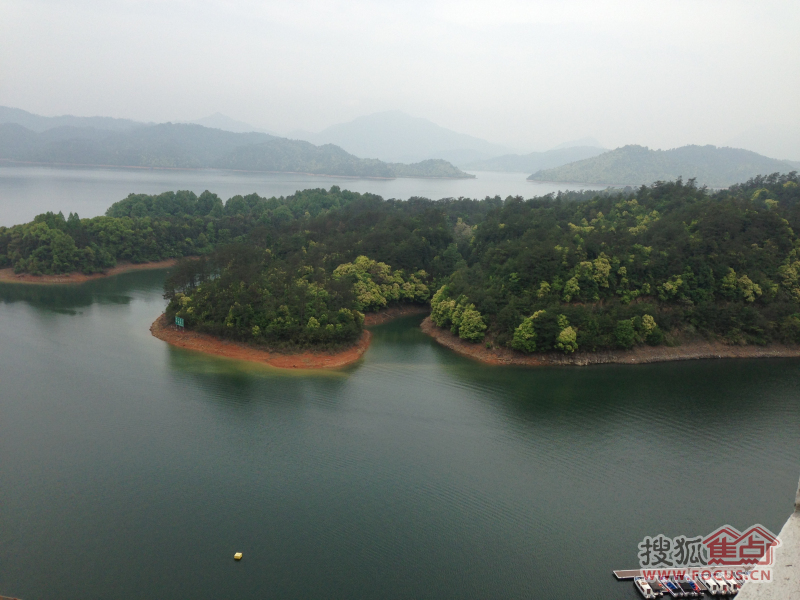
[0,270,798,600]
[0,165,603,226]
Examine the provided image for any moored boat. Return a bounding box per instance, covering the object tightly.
[699,574,721,595]
[675,577,700,597]
[660,576,686,597]
[712,574,730,595]
[648,579,666,597]
[721,575,739,594]
[635,576,658,598]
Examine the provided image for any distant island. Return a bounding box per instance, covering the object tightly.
[0,122,472,179]
[528,144,796,188]
[3,172,800,367]
[463,145,606,173]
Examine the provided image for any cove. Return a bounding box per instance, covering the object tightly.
[0,269,799,600]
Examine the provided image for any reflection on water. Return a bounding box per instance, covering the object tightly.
[166,343,353,379]
[0,268,166,310]
[0,273,798,600]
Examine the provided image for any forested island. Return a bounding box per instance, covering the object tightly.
[528,144,796,188]
[0,122,471,179]
[2,172,800,362]
[463,145,605,173]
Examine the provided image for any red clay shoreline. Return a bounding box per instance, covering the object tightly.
[0,259,180,285]
[419,316,800,366]
[151,314,374,369]
[149,306,430,370]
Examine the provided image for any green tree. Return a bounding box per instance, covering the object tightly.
[615,319,637,349]
[511,310,545,353]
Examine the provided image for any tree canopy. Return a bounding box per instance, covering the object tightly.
[3,172,800,352]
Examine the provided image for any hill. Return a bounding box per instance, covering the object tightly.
[0,105,145,133]
[293,110,512,164]
[0,123,471,179]
[528,144,796,187]
[463,146,606,173]
[5,174,800,353]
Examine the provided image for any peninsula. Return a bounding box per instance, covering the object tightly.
[150,305,428,369]
[5,173,800,364]
[0,259,181,285]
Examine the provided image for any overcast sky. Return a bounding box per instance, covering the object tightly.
[2,0,799,154]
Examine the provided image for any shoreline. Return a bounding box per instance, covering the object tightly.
[363,304,429,326]
[149,305,430,370]
[420,316,800,366]
[150,313,373,369]
[0,259,181,285]
[0,160,473,181]
[526,177,728,192]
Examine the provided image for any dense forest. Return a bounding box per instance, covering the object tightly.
[0,122,471,179]
[528,144,795,187]
[2,172,800,353]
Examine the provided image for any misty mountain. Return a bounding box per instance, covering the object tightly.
[215,139,467,178]
[188,112,276,135]
[550,137,603,150]
[463,146,606,173]
[0,123,471,179]
[527,145,796,188]
[292,110,512,165]
[0,105,145,133]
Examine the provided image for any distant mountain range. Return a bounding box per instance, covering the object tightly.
[463,145,606,173]
[4,106,794,186]
[0,105,276,136]
[290,110,514,165]
[0,105,145,133]
[528,145,797,188]
[0,122,472,179]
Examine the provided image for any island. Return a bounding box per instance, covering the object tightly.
[528,144,796,188]
[3,173,800,367]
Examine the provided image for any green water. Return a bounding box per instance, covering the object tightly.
[0,269,798,600]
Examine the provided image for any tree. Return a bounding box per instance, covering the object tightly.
[511,310,545,353]
[458,306,487,341]
[615,319,637,349]
[556,326,578,354]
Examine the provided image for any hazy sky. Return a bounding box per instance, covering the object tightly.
[2,0,799,153]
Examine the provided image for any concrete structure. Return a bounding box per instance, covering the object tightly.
[737,474,800,599]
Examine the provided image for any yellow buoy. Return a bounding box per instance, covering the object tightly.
[234,552,243,560]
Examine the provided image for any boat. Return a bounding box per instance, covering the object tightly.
[683,578,704,596]
[712,574,730,595]
[635,577,658,598]
[675,577,701,597]
[234,552,243,560]
[660,576,686,597]
[721,575,739,594]
[699,575,721,595]
[648,579,666,597]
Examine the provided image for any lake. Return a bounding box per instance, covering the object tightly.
[1,269,799,600]
[0,165,604,227]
